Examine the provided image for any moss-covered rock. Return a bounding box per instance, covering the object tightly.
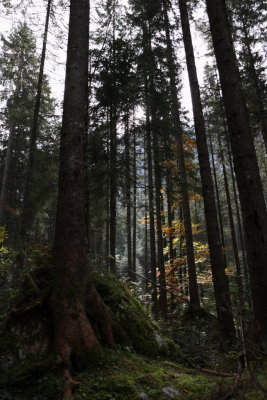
[0,269,181,382]
[93,274,181,359]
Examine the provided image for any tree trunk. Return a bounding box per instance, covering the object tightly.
[218,134,244,308]
[241,20,267,153]
[163,3,200,312]
[205,0,267,345]
[125,114,132,280]
[178,0,235,339]
[20,0,52,239]
[144,77,158,316]
[109,105,117,274]
[132,124,137,280]
[0,125,15,225]
[152,123,168,317]
[147,45,168,315]
[207,124,227,266]
[51,0,113,383]
[226,137,251,308]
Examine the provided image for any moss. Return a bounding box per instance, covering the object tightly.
[72,349,235,400]
[93,274,180,359]
[1,347,267,400]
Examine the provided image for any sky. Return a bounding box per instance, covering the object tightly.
[0,0,209,122]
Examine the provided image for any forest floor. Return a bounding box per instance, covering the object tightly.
[1,256,267,400]
[68,350,267,400]
[1,348,267,400]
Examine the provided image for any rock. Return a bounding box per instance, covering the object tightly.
[161,386,182,399]
[139,392,149,399]
[155,333,166,347]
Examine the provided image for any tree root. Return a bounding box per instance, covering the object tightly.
[200,368,237,377]
[61,368,81,400]
[85,285,115,346]
[9,296,44,315]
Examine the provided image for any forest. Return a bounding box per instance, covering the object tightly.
[0,0,267,399]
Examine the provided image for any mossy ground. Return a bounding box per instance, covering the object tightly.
[1,265,267,400]
[1,349,266,400]
[72,350,226,400]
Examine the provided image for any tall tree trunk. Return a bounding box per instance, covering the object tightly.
[164,138,176,305]
[178,0,235,339]
[144,170,149,294]
[132,125,137,280]
[84,12,92,254]
[205,0,267,345]
[106,120,110,268]
[241,20,267,152]
[109,2,117,274]
[0,125,15,225]
[179,207,185,295]
[207,125,227,266]
[125,114,132,280]
[226,137,251,307]
[20,0,52,239]
[109,105,117,273]
[145,78,158,316]
[147,42,168,315]
[163,3,200,312]
[218,134,244,308]
[151,122,168,317]
[51,0,113,387]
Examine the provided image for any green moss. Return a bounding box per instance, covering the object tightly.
[93,274,180,359]
[2,347,267,400]
[72,349,235,400]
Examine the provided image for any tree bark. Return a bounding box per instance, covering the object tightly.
[20,0,52,239]
[125,114,132,280]
[163,2,200,312]
[51,0,113,378]
[178,0,235,339]
[205,0,267,345]
[132,124,137,280]
[146,34,168,315]
[226,137,251,308]
[241,20,267,153]
[0,125,15,225]
[218,134,244,307]
[109,105,117,274]
[151,121,168,317]
[144,76,158,316]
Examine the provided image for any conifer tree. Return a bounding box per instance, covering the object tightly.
[205,0,267,345]
[176,0,235,340]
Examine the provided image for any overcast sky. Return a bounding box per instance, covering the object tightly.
[0,0,209,121]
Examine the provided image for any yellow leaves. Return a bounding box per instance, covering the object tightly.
[162,226,175,237]
[225,265,236,276]
[161,160,176,169]
[190,193,202,201]
[0,226,8,245]
[0,246,9,254]
[139,216,150,225]
[194,241,210,263]
[183,136,196,151]
[197,273,213,285]
[173,257,186,267]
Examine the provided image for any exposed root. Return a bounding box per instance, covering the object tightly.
[9,297,44,315]
[61,368,81,400]
[85,285,115,346]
